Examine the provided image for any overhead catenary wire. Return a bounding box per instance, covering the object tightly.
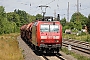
[30,0,90,19]
[31,0,56,15]
[45,0,55,5]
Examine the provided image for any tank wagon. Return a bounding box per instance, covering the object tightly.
[20,16,62,53]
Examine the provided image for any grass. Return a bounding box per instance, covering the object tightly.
[63,33,90,42]
[0,33,24,60]
[61,47,90,60]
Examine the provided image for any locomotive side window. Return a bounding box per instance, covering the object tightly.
[50,25,59,32]
[40,25,49,32]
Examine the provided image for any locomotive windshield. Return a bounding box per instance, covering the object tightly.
[40,25,49,32]
[40,24,59,32]
[50,25,59,32]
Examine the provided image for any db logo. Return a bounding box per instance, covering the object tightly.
[48,36,52,39]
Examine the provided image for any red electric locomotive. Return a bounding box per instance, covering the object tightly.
[20,16,62,53]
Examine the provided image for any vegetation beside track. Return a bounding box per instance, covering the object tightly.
[0,33,24,60]
[63,33,90,42]
[61,47,90,60]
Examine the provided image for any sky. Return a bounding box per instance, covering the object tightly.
[0,0,90,21]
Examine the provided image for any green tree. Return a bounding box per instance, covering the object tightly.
[7,12,19,22]
[70,12,87,30]
[86,14,90,33]
[36,14,42,19]
[73,21,82,30]
[65,22,74,29]
[7,12,21,27]
[70,12,87,24]
[14,9,29,25]
[0,6,44,34]
[60,17,66,26]
[0,6,5,14]
[0,6,7,34]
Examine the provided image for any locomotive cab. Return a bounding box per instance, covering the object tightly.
[31,19,62,53]
[39,21,62,53]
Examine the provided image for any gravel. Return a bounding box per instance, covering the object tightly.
[17,36,42,60]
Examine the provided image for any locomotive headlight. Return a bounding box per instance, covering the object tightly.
[41,40,44,42]
[53,36,59,39]
[55,40,59,42]
[41,36,47,39]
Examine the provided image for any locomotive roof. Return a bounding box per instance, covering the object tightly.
[33,20,61,26]
[44,16,53,19]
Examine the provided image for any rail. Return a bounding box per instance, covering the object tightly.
[63,38,90,54]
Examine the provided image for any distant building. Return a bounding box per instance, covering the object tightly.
[65,29,71,34]
[82,25,88,33]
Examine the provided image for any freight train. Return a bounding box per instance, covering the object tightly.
[20,16,62,53]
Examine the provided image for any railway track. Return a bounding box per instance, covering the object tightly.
[63,38,90,55]
[23,39,66,60]
[56,53,66,60]
[42,53,66,60]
